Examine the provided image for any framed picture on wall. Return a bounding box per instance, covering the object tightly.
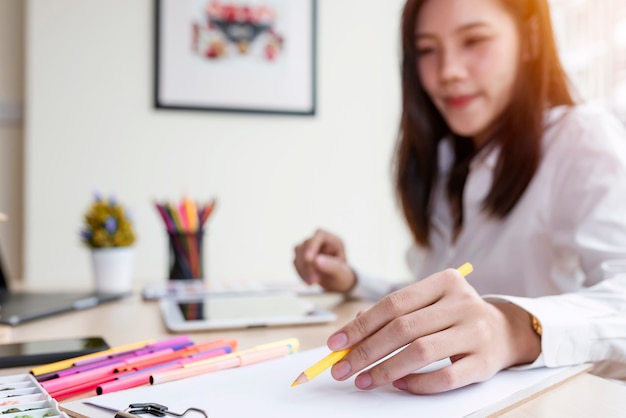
[154,0,317,116]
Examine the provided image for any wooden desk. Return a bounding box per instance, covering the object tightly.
[0,291,356,352]
[1,290,624,417]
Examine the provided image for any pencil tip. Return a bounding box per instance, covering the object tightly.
[291,373,309,387]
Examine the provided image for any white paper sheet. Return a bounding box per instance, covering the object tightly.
[67,346,587,418]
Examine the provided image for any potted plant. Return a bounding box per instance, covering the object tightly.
[80,194,136,293]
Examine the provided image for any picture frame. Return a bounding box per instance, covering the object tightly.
[154,0,317,116]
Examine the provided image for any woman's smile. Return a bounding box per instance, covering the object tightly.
[443,93,480,109]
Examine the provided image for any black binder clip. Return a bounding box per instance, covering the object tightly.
[115,402,208,418]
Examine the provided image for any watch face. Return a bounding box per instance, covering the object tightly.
[531,314,542,336]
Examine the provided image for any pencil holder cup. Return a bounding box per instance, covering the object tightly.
[167,230,205,280]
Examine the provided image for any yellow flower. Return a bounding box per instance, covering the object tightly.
[81,195,136,248]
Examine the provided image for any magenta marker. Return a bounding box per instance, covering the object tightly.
[56,355,134,378]
[145,335,192,350]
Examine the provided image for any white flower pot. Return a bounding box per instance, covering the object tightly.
[90,247,134,293]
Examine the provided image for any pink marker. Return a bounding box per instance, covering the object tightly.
[50,374,115,401]
[72,348,145,367]
[114,340,233,373]
[41,361,124,393]
[96,363,181,395]
[181,347,233,364]
[56,353,138,377]
[145,335,192,350]
[116,348,175,370]
[72,335,191,367]
[50,352,191,401]
[150,345,291,385]
[115,347,230,380]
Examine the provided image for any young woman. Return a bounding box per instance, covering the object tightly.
[293,0,626,394]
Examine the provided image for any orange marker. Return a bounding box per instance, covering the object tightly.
[150,344,293,386]
[115,339,237,373]
[150,338,299,386]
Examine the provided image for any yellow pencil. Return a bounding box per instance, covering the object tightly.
[457,262,473,277]
[182,196,199,232]
[291,262,473,387]
[291,348,351,386]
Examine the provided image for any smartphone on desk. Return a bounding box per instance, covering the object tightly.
[0,336,110,368]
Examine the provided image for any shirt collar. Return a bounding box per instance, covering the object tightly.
[438,137,500,175]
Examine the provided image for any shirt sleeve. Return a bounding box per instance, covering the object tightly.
[484,275,626,370]
[486,109,626,371]
[349,246,421,300]
[348,268,398,300]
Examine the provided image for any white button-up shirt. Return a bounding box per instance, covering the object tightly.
[353,105,626,379]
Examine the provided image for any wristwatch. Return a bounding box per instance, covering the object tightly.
[530,313,542,336]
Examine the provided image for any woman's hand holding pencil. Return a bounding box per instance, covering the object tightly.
[293,262,541,394]
[292,263,534,394]
[292,264,473,387]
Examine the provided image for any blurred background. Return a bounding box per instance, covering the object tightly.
[550,0,626,120]
[0,0,624,289]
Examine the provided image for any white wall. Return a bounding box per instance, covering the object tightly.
[25,0,413,288]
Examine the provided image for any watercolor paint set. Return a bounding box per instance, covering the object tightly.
[0,373,67,418]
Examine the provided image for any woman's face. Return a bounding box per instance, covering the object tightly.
[416,0,521,146]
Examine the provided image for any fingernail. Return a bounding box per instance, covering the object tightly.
[328,332,348,350]
[355,372,373,389]
[332,361,351,380]
[393,379,408,391]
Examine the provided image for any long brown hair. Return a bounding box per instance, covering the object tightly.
[395,0,574,247]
